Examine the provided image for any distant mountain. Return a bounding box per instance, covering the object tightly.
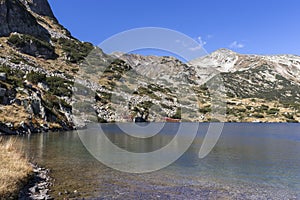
[81,49,300,123]
[0,0,299,135]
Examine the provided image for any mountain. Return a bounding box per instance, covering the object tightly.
[0,0,94,134]
[77,49,300,124]
[0,0,299,135]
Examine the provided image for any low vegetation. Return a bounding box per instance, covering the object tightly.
[0,138,32,199]
[58,38,94,63]
[7,34,57,59]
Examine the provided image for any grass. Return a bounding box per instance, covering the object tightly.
[0,104,30,125]
[0,138,32,199]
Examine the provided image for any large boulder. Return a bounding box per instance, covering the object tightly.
[0,87,6,96]
[0,72,6,81]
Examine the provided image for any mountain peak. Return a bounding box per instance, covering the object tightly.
[211,48,238,55]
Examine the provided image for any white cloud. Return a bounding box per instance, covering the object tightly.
[206,34,213,39]
[229,41,245,49]
[175,39,188,47]
[176,35,210,52]
[188,36,207,51]
[197,36,207,47]
[189,46,202,51]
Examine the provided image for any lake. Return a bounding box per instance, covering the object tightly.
[17,123,300,199]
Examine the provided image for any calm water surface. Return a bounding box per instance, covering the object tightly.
[17,123,300,199]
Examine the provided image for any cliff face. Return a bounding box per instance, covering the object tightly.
[20,0,55,18]
[0,0,50,40]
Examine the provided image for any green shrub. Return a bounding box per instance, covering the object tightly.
[46,76,73,97]
[26,71,46,84]
[161,103,173,110]
[199,106,211,114]
[246,106,252,110]
[0,65,24,88]
[8,34,57,59]
[253,113,264,118]
[172,108,181,119]
[137,87,161,100]
[283,113,294,120]
[96,91,112,104]
[261,105,269,110]
[58,38,94,63]
[266,108,279,115]
[139,101,154,110]
[237,108,246,112]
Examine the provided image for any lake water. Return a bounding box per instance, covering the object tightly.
[17,123,300,199]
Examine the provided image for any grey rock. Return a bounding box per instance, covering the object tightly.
[0,87,6,96]
[14,98,22,106]
[37,82,49,91]
[2,96,8,105]
[31,99,41,115]
[0,72,6,81]
[29,185,37,194]
[19,0,56,19]
[0,0,50,41]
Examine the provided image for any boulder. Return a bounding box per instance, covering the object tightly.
[0,72,6,81]
[0,87,6,96]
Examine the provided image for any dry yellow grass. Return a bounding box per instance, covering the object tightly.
[0,137,32,199]
[0,104,30,125]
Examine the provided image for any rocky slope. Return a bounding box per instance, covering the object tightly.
[0,0,299,134]
[74,49,300,124]
[0,0,94,134]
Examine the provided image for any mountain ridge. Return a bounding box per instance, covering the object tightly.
[0,0,299,135]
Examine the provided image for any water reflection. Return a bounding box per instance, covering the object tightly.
[15,123,300,199]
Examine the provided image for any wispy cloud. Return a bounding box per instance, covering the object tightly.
[189,46,202,51]
[176,35,211,52]
[175,39,188,47]
[197,36,207,47]
[188,36,207,51]
[206,34,213,39]
[229,41,245,49]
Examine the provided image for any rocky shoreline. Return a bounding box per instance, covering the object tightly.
[19,163,53,200]
[0,123,73,135]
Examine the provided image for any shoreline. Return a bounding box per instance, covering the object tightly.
[19,163,53,200]
[0,121,299,136]
[0,138,53,200]
[2,123,299,199]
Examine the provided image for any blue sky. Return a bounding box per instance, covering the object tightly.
[48,0,300,56]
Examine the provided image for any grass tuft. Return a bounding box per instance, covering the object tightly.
[0,137,32,199]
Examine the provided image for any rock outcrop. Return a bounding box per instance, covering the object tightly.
[0,0,50,41]
[0,0,79,134]
[20,0,56,19]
